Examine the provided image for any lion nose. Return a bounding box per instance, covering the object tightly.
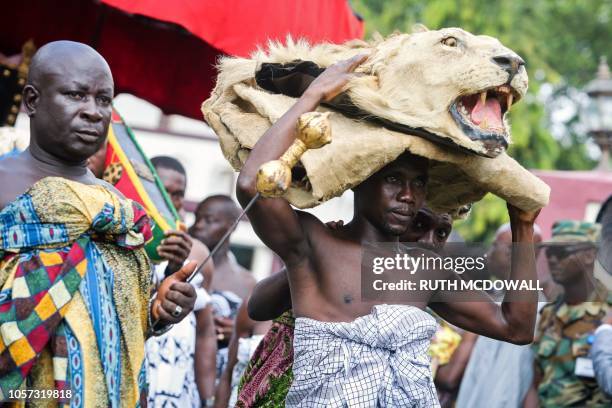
[492,54,525,78]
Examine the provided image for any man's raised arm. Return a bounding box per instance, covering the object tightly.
[431,204,541,344]
[236,55,367,265]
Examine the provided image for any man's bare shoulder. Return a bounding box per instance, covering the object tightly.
[0,155,37,209]
[295,210,328,233]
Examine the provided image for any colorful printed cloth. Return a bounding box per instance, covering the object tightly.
[0,177,153,407]
[286,305,439,407]
[228,334,264,406]
[236,311,295,407]
[428,320,462,377]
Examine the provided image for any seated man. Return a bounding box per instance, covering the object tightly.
[0,41,196,406]
[236,53,540,408]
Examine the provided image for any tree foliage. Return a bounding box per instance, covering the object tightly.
[351,0,610,241]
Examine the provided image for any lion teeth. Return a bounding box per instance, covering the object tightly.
[480,92,487,106]
[507,94,513,110]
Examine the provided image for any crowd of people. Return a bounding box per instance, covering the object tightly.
[0,40,610,408]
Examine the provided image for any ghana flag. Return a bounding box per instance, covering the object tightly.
[103,109,182,263]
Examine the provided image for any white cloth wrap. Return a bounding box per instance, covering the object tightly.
[286,304,440,407]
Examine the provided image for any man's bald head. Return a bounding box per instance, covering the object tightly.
[189,195,242,249]
[28,41,112,88]
[197,195,242,221]
[24,41,114,164]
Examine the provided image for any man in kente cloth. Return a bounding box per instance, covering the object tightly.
[0,41,197,406]
[236,54,540,407]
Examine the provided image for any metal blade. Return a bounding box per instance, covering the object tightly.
[187,192,261,283]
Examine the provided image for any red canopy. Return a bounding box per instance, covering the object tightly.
[102,0,364,57]
[0,0,363,119]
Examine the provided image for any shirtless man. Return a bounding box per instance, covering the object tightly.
[247,206,454,322]
[188,195,256,378]
[237,207,455,408]
[236,54,540,406]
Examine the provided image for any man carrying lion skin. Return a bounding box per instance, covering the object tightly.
[236,54,540,406]
[0,41,196,406]
[235,207,454,407]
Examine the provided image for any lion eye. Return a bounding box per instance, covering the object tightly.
[441,37,458,47]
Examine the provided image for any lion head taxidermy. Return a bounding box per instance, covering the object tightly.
[202,26,549,217]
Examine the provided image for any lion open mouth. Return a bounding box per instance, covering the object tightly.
[450,85,519,156]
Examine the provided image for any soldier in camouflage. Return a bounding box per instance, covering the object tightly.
[527,220,611,407]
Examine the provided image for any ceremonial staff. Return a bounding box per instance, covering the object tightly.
[186,111,332,283]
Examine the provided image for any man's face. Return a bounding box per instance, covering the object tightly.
[189,199,231,248]
[401,207,452,249]
[156,167,186,212]
[27,56,113,163]
[356,153,428,236]
[547,244,596,285]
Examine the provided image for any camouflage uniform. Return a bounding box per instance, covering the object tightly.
[532,283,611,407]
[533,220,611,407]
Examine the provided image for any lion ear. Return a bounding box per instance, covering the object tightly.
[412,24,429,33]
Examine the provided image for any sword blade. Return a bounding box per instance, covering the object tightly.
[187,192,261,283]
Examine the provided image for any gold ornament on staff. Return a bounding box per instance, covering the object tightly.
[256,111,332,197]
[184,112,332,288]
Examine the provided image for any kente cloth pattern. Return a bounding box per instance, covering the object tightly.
[236,311,295,408]
[286,305,440,408]
[0,177,153,407]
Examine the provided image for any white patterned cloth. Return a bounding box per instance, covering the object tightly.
[146,313,200,407]
[286,304,440,408]
[145,263,211,407]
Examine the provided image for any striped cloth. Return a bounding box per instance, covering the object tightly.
[286,304,440,407]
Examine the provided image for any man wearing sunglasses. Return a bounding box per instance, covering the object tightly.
[524,220,611,408]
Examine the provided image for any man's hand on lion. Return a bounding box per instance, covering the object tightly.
[507,203,540,227]
[152,260,197,325]
[304,54,369,103]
